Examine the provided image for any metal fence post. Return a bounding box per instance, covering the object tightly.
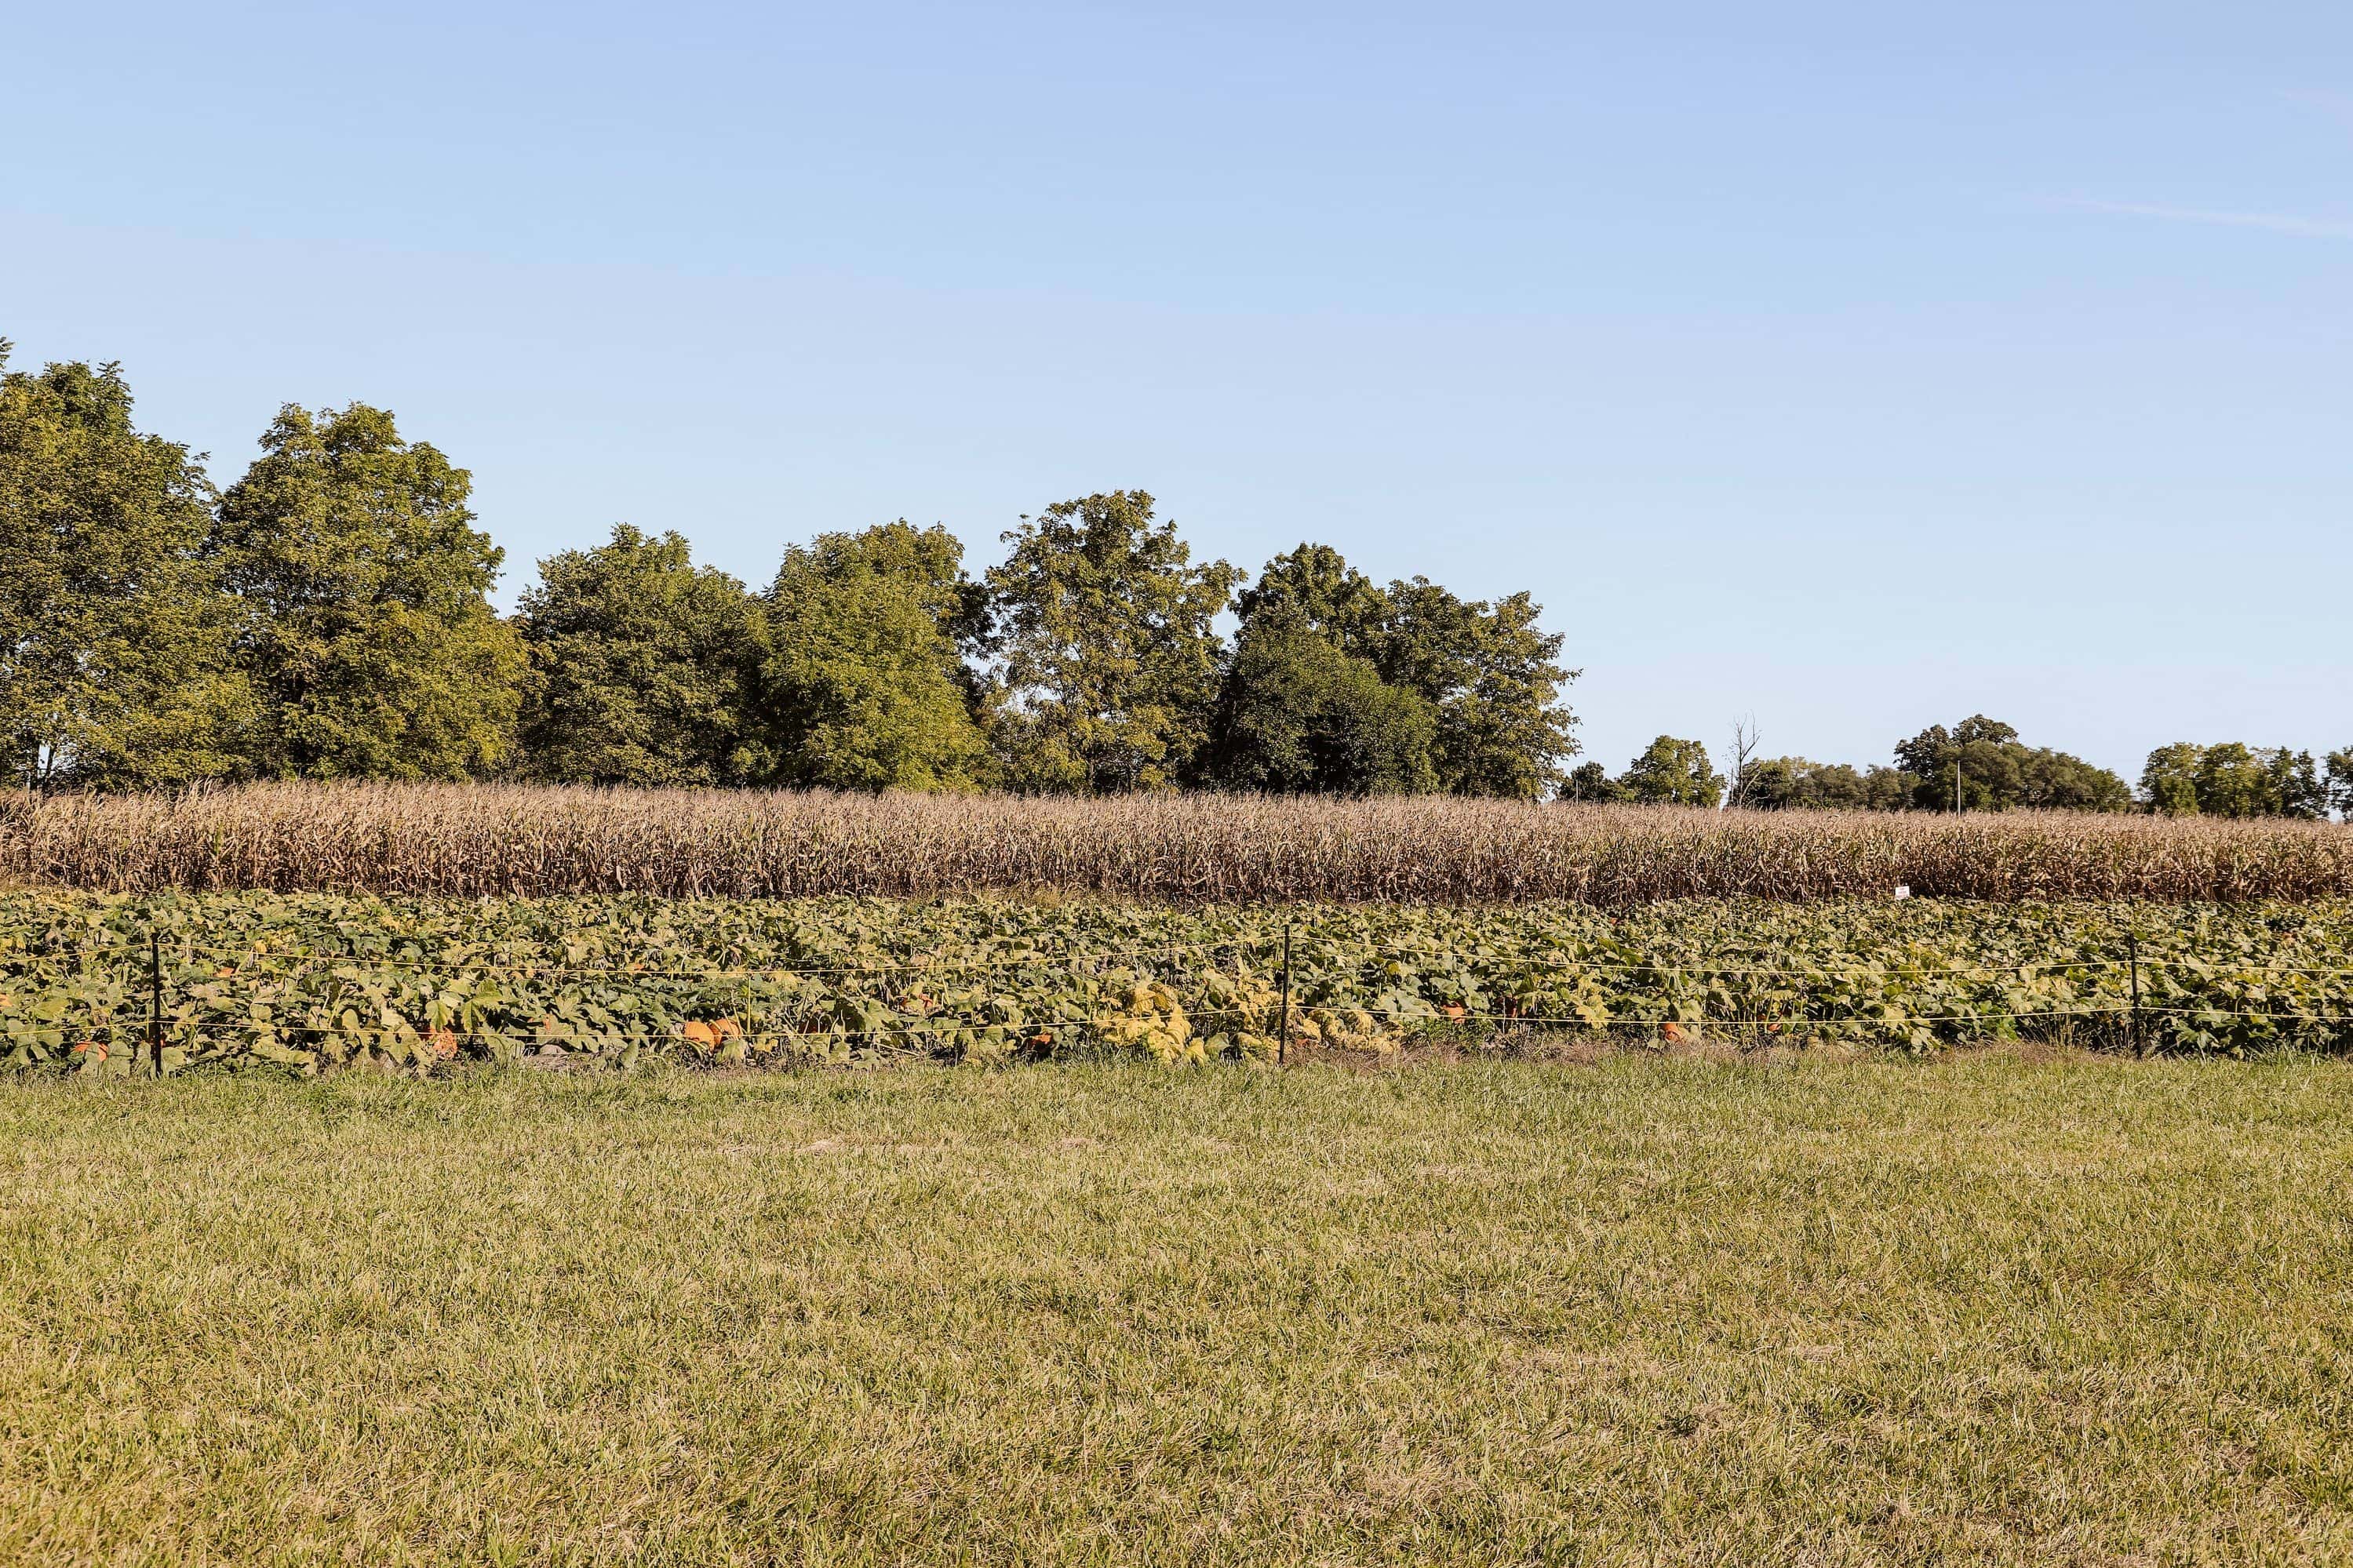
[1278,915,1293,1067]
[148,925,165,1076]
[2127,930,2142,1055]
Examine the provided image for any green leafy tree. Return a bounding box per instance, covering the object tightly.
[1738,757,1889,810]
[985,491,1241,793]
[1736,757,1800,809]
[1859,767,1918,810]
[2267,748,2328,820]
[1234,543,1389,659]
[1896,716,2129,812]
[1561,761,1625,803]
[2202,748,2278,822]
[515,525,768,785]
[1866,768,1918,810]
[792,518,996,714]
[760,522,990,791]
[0,344,249,788]
[2011,746,2135,812]
[2203,744,2322,820]
[1201,602,1437,795]
[2143,742,2326,819]
[1375,577,1579,799]
[214,404,526,780]
[2140,744,2204,816]
[2329,748,2353,820]
[1619,736,1725,807]
[2193,744,2271,817]
[1234,544,1579,800]
[1898,717,2006,810]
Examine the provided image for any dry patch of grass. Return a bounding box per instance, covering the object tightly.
[3,1056,2351,1565]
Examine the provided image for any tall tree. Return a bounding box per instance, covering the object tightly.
[760,522,990,791]
[1233,543,1580,800]
[2139,742,2326,819]
[1200,602,1436,795]
[214,404,526,780]
[1737,757,1891,810]
[2140,744,2205,816]
[1896,716,2129,812]
[1618,736,1725,807]
[515,525,767,784]
[1561,761,1625,803]
[0,344,248,788]
[2194,743,2273,817]
[1234,543,1388,659]
[1375,577,1579,799]
[2266,748,2329,820]
[985,491,1240,793]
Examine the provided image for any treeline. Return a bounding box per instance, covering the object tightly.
[10,343,2345,816]
[2,347,1575,797]
[1568,717,2353,819]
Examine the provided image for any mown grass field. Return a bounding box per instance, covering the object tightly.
[5,1055,2350,1566]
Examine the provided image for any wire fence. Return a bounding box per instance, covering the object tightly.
[7,912,2353,1075]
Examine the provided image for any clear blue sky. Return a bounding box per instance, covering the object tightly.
[6,1,2348,782]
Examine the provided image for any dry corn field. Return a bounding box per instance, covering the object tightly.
[5,783,2351,902]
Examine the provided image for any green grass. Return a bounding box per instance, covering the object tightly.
[4,1055,2351,1565]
